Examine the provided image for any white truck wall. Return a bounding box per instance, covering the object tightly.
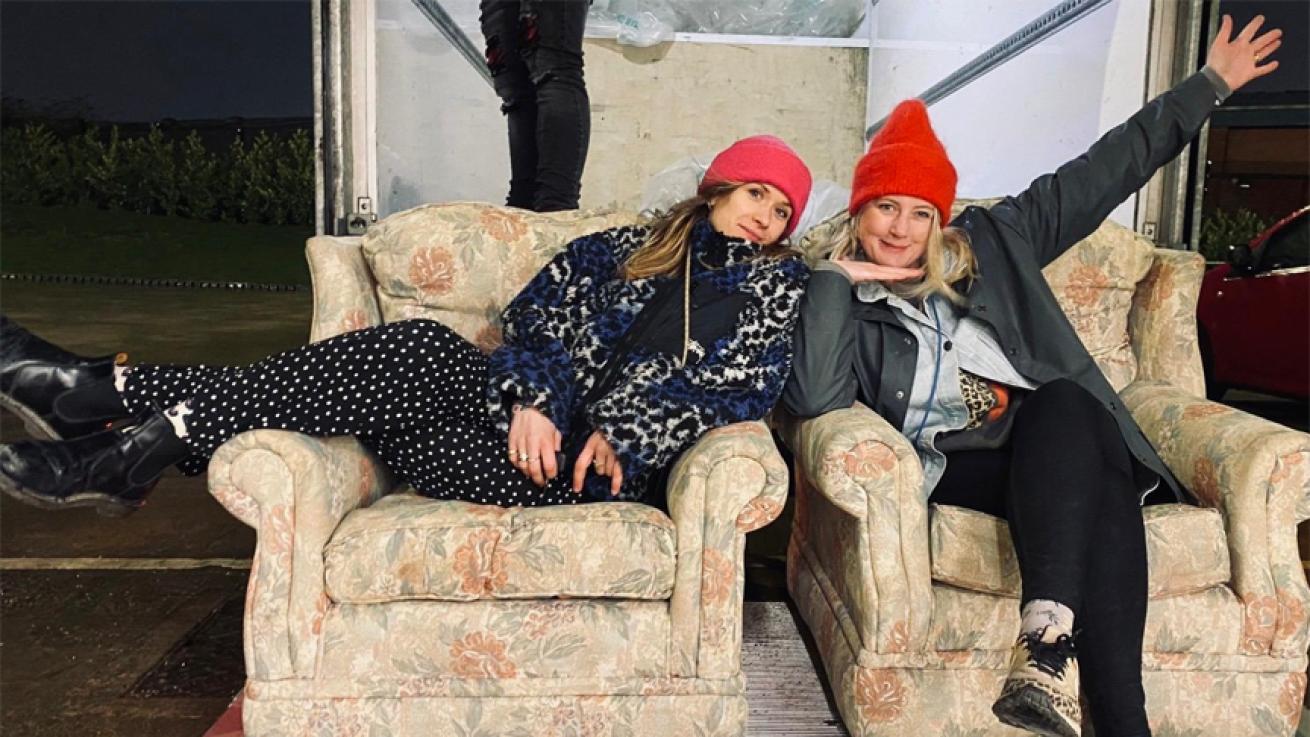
[373,0,1150,226]
[374,0,868,216]
[865,0,1150,227]
[375,0,508,214]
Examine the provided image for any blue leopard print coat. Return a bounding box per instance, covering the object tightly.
[485,219,810,502]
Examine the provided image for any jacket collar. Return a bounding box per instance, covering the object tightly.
[690,219,759,271]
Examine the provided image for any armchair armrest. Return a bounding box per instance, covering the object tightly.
[778,405,932,656]
[1123,380,1310,658]
[306,235,383,343]
[664,420,788,679]
[208,430,393,680]
[1128,248,1206,398]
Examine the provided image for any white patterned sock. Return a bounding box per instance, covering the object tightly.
[1020,599,1075,639]
[113,364,131,394]
[163,402,193,440]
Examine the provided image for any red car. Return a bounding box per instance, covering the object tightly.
[1197,205,1309,400]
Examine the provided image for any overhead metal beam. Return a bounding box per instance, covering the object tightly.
[865,0,1111,139]
[409,0,493,87]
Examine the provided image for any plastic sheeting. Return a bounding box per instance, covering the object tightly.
[587,0,866,46]
[640,155,849,241]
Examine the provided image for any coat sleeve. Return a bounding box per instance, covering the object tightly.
[485,227,631,434]
[780,263,860,418]
[581,256,810,500]
[987,70,1223,267]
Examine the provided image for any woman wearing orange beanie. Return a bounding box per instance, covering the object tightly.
[783,15,1282,737]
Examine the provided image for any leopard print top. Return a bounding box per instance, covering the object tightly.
[959,370,999,430]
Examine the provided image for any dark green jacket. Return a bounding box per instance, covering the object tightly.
[783,70,1229,504]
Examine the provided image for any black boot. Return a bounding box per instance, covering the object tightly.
[0,409,189,516]
[0,315,130,440]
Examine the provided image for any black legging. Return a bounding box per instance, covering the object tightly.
[930,379,1150,737]
[119,320,582,507]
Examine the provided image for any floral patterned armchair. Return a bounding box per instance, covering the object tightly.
[206,203,788,736]
[781,205,1310,736]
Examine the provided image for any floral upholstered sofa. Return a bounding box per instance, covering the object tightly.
[782,205,1310,737]
[206,203,788,736]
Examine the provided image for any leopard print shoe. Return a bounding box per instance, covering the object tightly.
[992,626,1082,737]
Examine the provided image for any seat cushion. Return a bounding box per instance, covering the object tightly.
[326,493,677,603]
[929,503,1230,599]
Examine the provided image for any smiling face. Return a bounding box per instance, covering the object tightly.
[855,195,937,268]
[707,182,794,246]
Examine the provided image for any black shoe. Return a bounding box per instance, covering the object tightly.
[0,410,189,516]
[0,315,130,440]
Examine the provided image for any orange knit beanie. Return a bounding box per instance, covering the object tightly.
[848,99,957,219]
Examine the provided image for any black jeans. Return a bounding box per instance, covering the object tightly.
[930,379,1152,737]
[479,0,591,212]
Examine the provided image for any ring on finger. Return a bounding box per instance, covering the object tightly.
[593,459,605,470]
[517,451,530,462]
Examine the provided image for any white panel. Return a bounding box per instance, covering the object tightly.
[865,0,1151,227]
[374,0,508,216]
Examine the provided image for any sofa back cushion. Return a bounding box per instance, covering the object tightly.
[361,203,636,353]
[794,201,1156,391]
[1041,218,1155,391]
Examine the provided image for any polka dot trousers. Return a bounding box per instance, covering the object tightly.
[120,319,580,507]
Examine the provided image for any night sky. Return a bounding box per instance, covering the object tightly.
[0,0,1303,124]
[1219,0,1310,96]
[1,0,312,122]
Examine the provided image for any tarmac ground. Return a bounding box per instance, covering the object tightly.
[0,281,1305,737]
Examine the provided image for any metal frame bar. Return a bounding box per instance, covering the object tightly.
[410,0,493,87]
[865,0,1111,139]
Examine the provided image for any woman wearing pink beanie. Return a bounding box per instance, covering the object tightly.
[0,135,812,515]
[784,15,1282,737]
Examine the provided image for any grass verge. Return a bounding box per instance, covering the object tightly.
[0,204,312,284]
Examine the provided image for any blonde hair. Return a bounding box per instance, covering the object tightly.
[622,182,798,281]
[828,205,976,304]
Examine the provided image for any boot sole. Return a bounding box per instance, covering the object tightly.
[992,681,1080,737]
[0,470,141,517]
[0,392,63,441]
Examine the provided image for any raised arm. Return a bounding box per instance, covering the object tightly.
[989,14,1282,267]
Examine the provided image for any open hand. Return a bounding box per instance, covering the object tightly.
[572,430,623,497]
[831,259,925,284]
[1207,14,1282,92]
[507,405,561,487]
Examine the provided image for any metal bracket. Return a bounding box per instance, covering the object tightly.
[347,196,377,235]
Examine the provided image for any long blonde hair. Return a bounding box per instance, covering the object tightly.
[622,182,798,281]
[828,205,977,304]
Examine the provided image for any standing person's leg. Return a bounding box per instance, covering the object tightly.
[481,0,538,209]
[999,379,1149,737]
[518,0,590,212]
